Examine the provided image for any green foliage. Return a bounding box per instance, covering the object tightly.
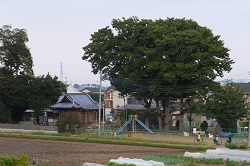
[200,121,208,132]
[120,109,135,120]
[225,143,238,149]
[225,142,248,149]
[206,84,248,130]
[0,99,10,123]
[107,162,135,166]
[83,17,233,130]
[28,74,66,123]
[225,159,239,166]
[0,25,34,123]
[238,121,248,127]
[0,25,33,76]
[196,158,224,164]
[140,155,194,165]
[0,155,28,166]
[88,92,103,103]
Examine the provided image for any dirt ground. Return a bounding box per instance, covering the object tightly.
[0,137,188,166]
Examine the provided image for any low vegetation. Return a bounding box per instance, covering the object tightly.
[0,155,28,166]
[0,131,214,151]
[225,142,248,149]
[1,131,249,165]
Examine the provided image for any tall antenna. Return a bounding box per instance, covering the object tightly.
[60,62,63,82]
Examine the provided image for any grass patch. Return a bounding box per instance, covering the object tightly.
[0,131,215,151]
[140,155,194,165]
[196,158,224,164]
[140,155,250,166]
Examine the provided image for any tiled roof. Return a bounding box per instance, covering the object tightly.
[116,104,156,111]
[104,86,116,92]
[50,93,99,110]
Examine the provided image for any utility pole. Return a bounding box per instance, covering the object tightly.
[248,115,250,147]
[98,71,102,136]
[60,62,63,82]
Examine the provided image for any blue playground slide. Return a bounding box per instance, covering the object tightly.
[136,119,154,134]
[116,120,131,134]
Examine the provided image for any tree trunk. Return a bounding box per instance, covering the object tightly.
[179,115,184,132]
[145,117,149,127]
[188,112,193,131]
[179,98,184,132]
[163,97,170,131]
[156,99,163,131]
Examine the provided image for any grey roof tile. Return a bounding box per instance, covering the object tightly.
[50,93,99,110]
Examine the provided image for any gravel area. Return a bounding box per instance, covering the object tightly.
[0,137,186,166]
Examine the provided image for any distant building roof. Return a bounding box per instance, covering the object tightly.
[81,87,104,93]
[232,83,250,92]
[116,104,156,111]
[50,93,99,110]
[104,86,116,93]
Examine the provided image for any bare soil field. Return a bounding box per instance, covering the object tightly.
[0,137,187,166]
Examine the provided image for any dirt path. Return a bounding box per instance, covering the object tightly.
[0,137,186,166]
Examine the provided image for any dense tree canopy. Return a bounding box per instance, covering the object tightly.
[0,25,65,123]
[83,17,234,130]
[205,84,248,131]
[0,25,34,122]
[28,74,66,124]
[0,25,33,76]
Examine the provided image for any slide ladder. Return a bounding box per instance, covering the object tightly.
[136,119,154,134]
[116,120,131,134]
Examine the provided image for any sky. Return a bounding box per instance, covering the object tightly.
[0,0,250,86]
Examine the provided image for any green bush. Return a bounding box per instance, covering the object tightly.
[0,155,28,166]
[225,142,248,149]
[225,142,238,149]
[238,143,248,149]
[0,156,12,166]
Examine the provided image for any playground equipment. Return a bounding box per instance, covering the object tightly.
[116,115,154,134]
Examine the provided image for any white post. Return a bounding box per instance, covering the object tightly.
[98,71,102,136]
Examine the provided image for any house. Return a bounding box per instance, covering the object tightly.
[104,86,132,123]
[66,84,80,93]
[50,93,99,131]
[81,87,103,93]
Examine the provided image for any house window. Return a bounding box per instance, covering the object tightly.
[110,93,113,100]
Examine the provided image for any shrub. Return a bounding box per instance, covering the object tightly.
[0,155,28,166]
[0,156,12,166]
[238,143,248,149]
[225,142,238,149]
[225,142,248,149]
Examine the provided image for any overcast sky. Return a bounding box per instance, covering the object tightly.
[1,0,249,86]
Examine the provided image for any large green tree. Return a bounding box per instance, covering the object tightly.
[82,17,233,130]
[28,74,66,124]
[0,25,34,123]
[0,25,33,76]
[205,84,248,132]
